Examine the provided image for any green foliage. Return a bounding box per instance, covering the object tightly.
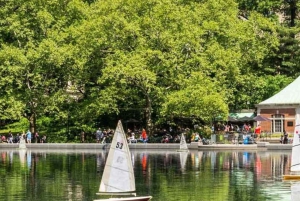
[161,72,228,123]
[4,117,29,133]
[0,0,299,139]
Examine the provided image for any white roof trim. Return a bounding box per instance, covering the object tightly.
[258,76,300,106]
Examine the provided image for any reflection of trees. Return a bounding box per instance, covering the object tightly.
[0,150,293,201]
[137,150,292,201]
[0,150,101,201]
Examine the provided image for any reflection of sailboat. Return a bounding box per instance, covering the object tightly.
[19,149,26,167]
[18,135,27,149]
[291,182,300,201]
[27,150,31,168]
[283,113,300,180]
[179,151,188,171]
[94,120,152,201]
[177,133,189,152]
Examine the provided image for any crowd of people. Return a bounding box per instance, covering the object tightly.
[94,127,149,144]
[1,123,286,145]
[0,130,47,144]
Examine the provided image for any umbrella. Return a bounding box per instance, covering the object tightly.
[253,115,271,121]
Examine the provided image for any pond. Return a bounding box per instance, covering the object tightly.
[0,148,296,201]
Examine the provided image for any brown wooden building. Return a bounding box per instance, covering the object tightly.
[256,76,300,134]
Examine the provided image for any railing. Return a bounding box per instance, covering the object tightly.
[211,132,257,144]
[260,131,272,141]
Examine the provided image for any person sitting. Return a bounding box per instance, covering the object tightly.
[128,133,137,143]
[194,133,200,142]
[136,134,143,143]
[280,135,283,144]
[161,135,170,143]
[1,135,7,143]
[173,134,180,143]
[41,135,47,143]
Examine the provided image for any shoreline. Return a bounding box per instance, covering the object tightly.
[0,142,292,151]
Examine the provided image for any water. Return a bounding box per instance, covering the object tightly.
[0,149,297,201]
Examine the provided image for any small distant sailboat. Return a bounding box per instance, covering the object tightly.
[177,133,189,152]
[94,120,152,201]
[283,113,300,180]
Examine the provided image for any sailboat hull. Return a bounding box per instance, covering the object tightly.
[94,195,152,201]
[283,175,300,180]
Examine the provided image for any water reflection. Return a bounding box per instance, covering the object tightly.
[0,149,295,201]
[19,149,26,167]
[179,152,188,172]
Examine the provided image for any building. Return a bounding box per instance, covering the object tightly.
[256,76,300,134]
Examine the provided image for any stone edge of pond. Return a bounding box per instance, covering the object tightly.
[0,142,292,150]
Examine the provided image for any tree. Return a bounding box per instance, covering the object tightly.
[161,72,228,124]
[73,0,281,131]
[0,0,88,132]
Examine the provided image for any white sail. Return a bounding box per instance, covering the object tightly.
[177,133,189,153]
[291,112,300,172]
[291,182,300,201]
[179,133,188,150]
[99,120,135,195]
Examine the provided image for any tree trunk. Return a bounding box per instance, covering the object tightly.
[28,112,36,134]
[145,94,153,136]
[289,0,296,27]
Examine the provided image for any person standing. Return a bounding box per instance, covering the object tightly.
[8,131,13,143]
[283,130,288,144]
[96,128,102,143]
[101,130,107,144]
[142,129,147,143]
[41,135,47,143]
[254,124,261,141]
[81,131,85,143]
[14,133,20,143]
[26,130,32,143]
[35,131,39,143]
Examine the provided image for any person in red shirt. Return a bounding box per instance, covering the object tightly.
[142,129,147,143]
[255,125,261,141]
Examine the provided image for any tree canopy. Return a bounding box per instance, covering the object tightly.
[0,0,299,140]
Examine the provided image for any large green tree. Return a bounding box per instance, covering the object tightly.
[0,0,295,139]
[0,0,87,132]
[73,0,279,132]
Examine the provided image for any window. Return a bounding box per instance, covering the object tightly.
[287,121,293,127]
[271,114,284,133]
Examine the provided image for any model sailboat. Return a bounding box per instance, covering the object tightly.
[283,113,300,180]
[177,133,189,152]
[94,120,152,201]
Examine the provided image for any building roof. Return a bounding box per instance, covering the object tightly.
[258,76,300,106]
[229,112,255,119]
[228,111,255,122]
